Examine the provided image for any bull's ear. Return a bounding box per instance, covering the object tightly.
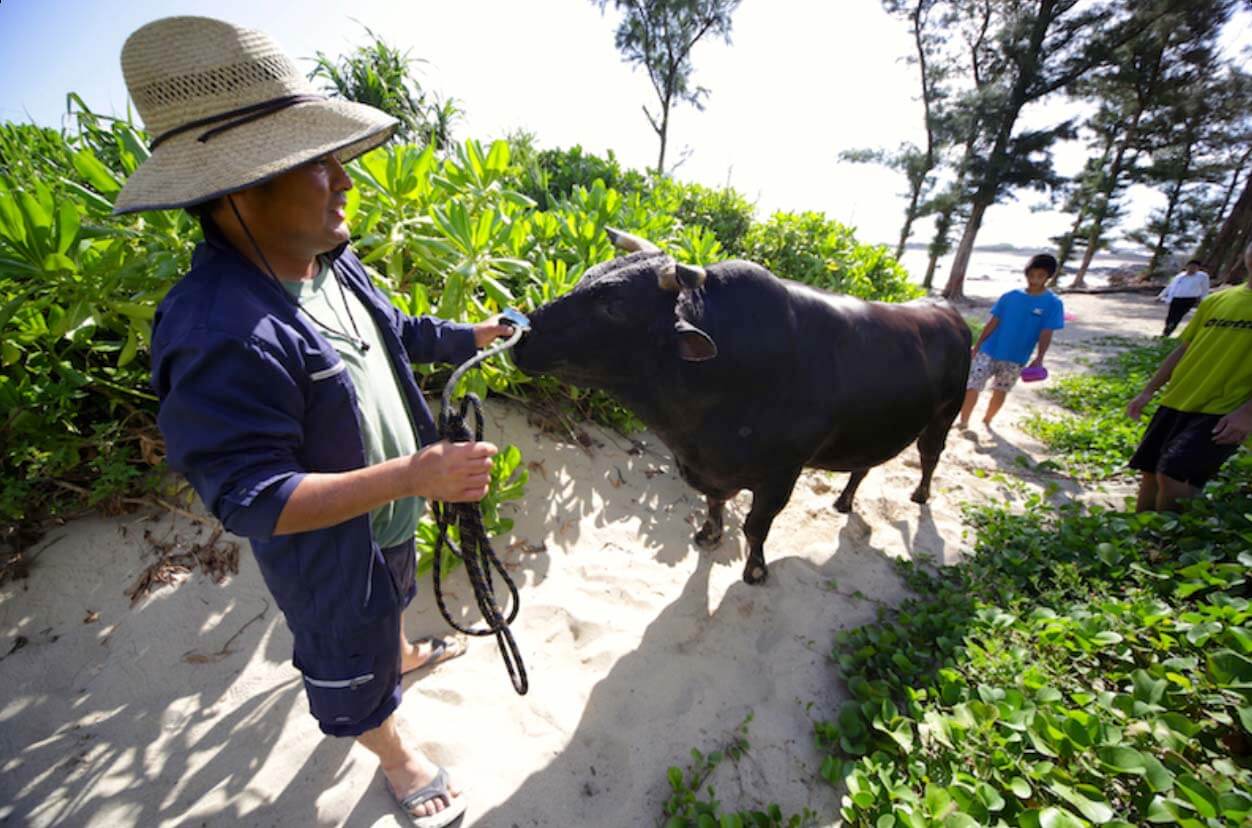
[675,319,717,362]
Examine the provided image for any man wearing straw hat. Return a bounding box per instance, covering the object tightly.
[113,16,507,826]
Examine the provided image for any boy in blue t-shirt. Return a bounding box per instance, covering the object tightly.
[957,253,1066,431]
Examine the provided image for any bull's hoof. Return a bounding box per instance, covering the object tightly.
[910,488,929,505]
[743,564,768,585]
[694,524,723,549]
[834,497,853,514]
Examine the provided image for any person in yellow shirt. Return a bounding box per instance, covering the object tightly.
[1126,240,1252,511]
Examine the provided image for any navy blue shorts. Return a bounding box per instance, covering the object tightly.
[292,539,418,738]
[1129,406,1240,488]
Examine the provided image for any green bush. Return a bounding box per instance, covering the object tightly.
[510,139,649,211]
[1,109,193,528]
[654,177,756,257]
[742,211,922,302]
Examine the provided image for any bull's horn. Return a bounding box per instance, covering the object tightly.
[605,226,660,254]
[675,263,707,291]
[657,259,679,291]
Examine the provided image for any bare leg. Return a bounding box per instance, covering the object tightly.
[983,390,1008,426]
[1155,472,1198,512]
[957,389,979,429]
[741,471,802,584]
[399,629,461,674]
[694,497,726,548]
[1135,472,1158,512]
[356,714,461,820]
[834,470,869,513]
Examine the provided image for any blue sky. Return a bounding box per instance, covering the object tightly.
[2,0,1249,250]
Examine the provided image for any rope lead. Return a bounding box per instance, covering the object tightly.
[431,321,529,695]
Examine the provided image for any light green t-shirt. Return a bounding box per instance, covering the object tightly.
[285,262,424,547]
[1160,285,1252,417]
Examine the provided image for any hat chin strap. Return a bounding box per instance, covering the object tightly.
[149,93,326,150]
[227,195,283,283]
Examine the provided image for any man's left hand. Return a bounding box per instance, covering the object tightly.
[1212,408,1252,445]
[473,316,514,348]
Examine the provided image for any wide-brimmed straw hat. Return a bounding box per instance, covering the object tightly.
[113,16,398,215]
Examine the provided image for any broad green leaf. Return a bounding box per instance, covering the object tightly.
[55,200,80,255]
[41,251,77,273]
[112,301,155,321]
[480,273,516,306]
[118,324,139,367]
[70,149,122,195]
[1096,746,1146,775]
[1049,781,1113,823]
[485,139,510,172]
[1140,754,1176,793]
[1208,649,1252,687]
[0,191,29,245]
[1174,774,1218,819]
[1037,808,1085,828]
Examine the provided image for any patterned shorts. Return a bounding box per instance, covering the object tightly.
[967,350,1023,393]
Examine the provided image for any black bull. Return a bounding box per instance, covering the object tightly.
[511,232,972,584]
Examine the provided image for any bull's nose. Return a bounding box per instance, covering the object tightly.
[510,336,531,370]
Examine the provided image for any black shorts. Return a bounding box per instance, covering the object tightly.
[292,538,418,738]
[1128,406,1240,487]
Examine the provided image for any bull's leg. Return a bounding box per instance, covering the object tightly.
[912,402,962,504]
[742,471,802,584]
[834,469,869,514]
[694,497,725,548]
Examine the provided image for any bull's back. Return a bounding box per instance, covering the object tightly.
[784,288,970,470]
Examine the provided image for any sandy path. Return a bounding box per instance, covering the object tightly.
[0,291,1166,827]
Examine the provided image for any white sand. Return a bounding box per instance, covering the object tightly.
[0,291,1166,827]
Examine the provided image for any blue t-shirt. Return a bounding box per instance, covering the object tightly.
[980,289,1064,365]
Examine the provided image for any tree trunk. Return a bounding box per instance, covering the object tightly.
[1051,206,1087,286]
[1197,153,1250,256]
[942,200,989,300]
[922,205,954,291]
[1071,130,1140,288]
[1147,143,1193,277]
[656,105,669,176]
[1202,170,1252,283]
[895,198,920,260]
[940,0,1054,299]
[922,252,940,290]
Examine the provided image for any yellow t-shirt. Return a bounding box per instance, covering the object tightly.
[1159,285,1252,415]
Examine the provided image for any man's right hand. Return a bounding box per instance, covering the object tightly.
[1127,391,1152,421]
[410,440,498,502]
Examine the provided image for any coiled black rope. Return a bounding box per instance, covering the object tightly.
[431,325,529,695]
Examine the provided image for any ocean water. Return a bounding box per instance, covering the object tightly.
[896,248,1149,301]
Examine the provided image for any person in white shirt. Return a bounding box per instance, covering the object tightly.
[1158,259,1211,336]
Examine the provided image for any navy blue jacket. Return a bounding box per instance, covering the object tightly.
[150,221,476,644]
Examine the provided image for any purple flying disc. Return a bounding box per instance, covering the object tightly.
[1021,365,1049,383]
